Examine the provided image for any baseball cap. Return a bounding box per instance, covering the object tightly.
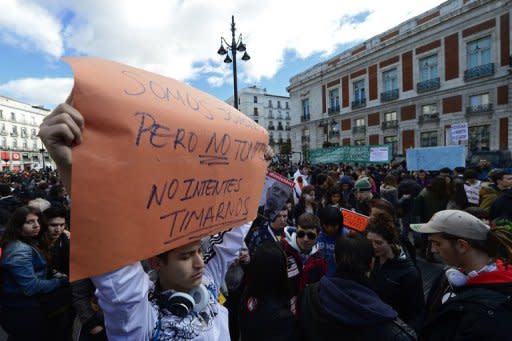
[354,178,372,192]
[410,210,490,240]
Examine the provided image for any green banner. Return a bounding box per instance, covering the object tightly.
[310,145,391,164]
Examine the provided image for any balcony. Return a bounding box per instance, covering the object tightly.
[419,113,440,124]
[466,103,493,115]
[268,126,275,131]
[10,132,18,137]
[351,98,366,109]
[464,63,495,81]
[300,115,311,122]
[0,131,7,136]
[268,114,274,119]
[269,138,275,145]
[328,105,340,115]
[352,126,366,134]
[417,77,440,93]
[380,89,399,102]
[285,115,291,120]
[381,120,398,129]
[285,126,291,131]
[329,131,340,138]
[277,115,283,120]
[278,138,284,144]
[301,135,310,143]
[277,126,284,131]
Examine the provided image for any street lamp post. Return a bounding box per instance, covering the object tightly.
[217,15,250,110]
[39,148,46,178]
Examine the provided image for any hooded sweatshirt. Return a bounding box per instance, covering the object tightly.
[280,226,326,314]
[300,275,415,340]
[421,260,512,341]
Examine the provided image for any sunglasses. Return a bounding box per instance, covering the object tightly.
[296,230,317,240]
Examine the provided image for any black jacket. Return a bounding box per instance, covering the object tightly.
[300,275,416,341]
[421,262,512,340]
[370,252,425,327]
[239,291,298,341]
[489,188,512,221]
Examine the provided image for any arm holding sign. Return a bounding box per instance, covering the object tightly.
[39,102,251,340]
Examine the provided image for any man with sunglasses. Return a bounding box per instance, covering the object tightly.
[281,213,326,315]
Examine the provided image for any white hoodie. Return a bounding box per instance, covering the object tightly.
[91,224,250,341]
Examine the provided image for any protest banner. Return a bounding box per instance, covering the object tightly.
[406,145,465,171]
[341,208,369,232]
[451,122,468,142]
[258,170,294,221]
[66,57,268,280]
[310,145,391,164]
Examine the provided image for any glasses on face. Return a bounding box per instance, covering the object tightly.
[296,230,317,240]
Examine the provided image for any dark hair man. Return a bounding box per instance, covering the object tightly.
[411,210,512,340]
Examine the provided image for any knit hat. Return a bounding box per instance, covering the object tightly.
[354,178,371,192]
[410,210,490,241]
[340,175,353,186]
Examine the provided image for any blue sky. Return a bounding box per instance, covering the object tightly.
[0,0,445,108]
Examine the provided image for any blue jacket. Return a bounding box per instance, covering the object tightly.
[317,229,348,276]
[1,240,62,297]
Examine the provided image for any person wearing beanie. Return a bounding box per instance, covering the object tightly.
[412,210,512,340]
[353,178,373,216]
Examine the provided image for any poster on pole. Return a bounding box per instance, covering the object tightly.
[406,145,465,171]
[451,122,468,142]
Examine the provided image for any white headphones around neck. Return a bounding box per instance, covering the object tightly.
[158,284,210,318]
[445,263,496,287]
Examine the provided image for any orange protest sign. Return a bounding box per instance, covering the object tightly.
[66,57,268,281]
[341,208,369,232]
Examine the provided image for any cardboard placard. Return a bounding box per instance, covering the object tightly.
[66,57,268,280]
[259,170,294,220]
[341,208,369,232]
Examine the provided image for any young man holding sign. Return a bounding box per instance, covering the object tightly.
[39,103,253,341]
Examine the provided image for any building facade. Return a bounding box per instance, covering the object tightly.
[0,96,51,171]
[228,86,292,154]
[288,0,511,164]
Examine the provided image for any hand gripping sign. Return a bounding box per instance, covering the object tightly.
[65,57,268,280]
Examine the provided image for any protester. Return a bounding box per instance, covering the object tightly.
[353,177,374,215]
[281,213,326,315]
[44,206,70,276]
[412,210,512,340]
[317,206,347,276]
[479,169,512,212]
[293,185,318,222]
[239,240,297,341]
[366,213,424,327]
[71,279,107,341]
[38,101,255,340]
[300,234,416,340]
[246,206,288,257]
[0,206,70,340]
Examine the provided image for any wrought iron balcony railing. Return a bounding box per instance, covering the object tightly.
[418,113,440,124]
[329,131,340,138]
[417,77,440,93]
[464,63,494,81]
[352,126,366,134]
[300,115,311,122]
[301,135,310,143]
[466,103,493,115]
[380,89,399,102]
[328,105,340,115]
[351,98,366,109]
[381,120,398,129]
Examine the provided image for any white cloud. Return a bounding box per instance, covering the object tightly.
[0,77,73,108]
[0,0,63,58]
[7,0,446,87]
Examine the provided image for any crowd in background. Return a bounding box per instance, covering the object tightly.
[0,157,511,340]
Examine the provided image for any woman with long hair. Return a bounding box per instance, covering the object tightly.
[239,240,297,341]
[366,213,424,328]
[0,206,68,340]
[293,185,318,222]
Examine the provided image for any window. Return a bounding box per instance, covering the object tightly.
[469,125,490,152]
[253,107,259,116]
[21,127,27,138]
[32,142,37,150]
[384,136,398,156]
[328,88,340,112]
[23,139,28,149]
[285,102,289,109]
[11,126,18,135]
[467,36,491,68]
[1,137,6,148]
[253,96,258,103]
[268,100,272,107]
[382,69,398,92]
[277,122,284,130]
[302,99,310,120]
[421,131,438,147]
[422,104,438,115]
[0,123,5,133]
[384,112,397,121]
[353,80,365,102]
[254,119,258,123]
[31,128,37,136]
[10,112,16,122]
[12,138,17,149]
[0,110,3,120]
[419,55,438,81]
[356,118,365,126]
[31,116,36,125]
[469,93,489,106]
[277,101,281,109]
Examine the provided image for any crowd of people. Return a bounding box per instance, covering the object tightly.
[0,99,511,341]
